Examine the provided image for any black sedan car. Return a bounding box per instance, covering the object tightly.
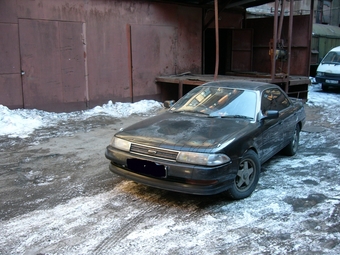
[105,80,306,199]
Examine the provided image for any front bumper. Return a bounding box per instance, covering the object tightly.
[105,145,237,195]
[315,75,340,86]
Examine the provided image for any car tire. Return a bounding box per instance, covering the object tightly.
[282,124,300,156]
[322,84,329,91]
[227,150,260,200]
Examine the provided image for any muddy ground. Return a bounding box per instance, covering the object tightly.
[0,86,340,254]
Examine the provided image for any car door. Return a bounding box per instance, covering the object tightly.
[277,96,297,147]
[259,88,288,162]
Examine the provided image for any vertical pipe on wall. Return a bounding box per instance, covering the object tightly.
[214,0,219,80]
[82,23,89,107]
[307,0,314,77]
[126,24,134,102]
[287,0,294,77]
[277,0,285,41]
[271,0,279,80]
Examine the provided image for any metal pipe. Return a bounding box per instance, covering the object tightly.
[126,24,134,102]
[277,0,285,41]
[271,0,279,80]
[82,23,89,108]
[214,0,219,80]
[287,0,294,77]
[307,0,314,77]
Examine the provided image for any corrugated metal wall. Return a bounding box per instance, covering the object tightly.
[0,0,202,112]
[312,24,340,61]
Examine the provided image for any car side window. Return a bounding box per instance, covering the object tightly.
[261,88,290,113]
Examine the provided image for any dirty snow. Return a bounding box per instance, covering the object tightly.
[0,84,340,254]
[0,100,163,138]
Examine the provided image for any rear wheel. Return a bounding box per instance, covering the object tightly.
[282,124,300,156]
[227,150,260,200]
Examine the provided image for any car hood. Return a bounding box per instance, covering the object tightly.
[116,111,255,152]
[317,63,340,74]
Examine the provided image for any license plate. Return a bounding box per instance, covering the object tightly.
[127,159,167,178]
[326,79,338,84]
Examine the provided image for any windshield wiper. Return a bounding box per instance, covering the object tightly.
[173,110,210,116]
[210,114,253,119]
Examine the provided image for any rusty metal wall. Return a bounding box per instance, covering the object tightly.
[0,23,23,108]
[231,29,253,71]
[130,24,177,101]
[0,0,202,112]
[18,19,86,112]
[246,15,311,76]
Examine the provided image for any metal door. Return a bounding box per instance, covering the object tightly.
[19,19,86,112]
[0,23,22,108]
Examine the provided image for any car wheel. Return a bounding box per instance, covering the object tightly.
[282,124,300,156]
[227,150,260,200]
[322,84,329,91]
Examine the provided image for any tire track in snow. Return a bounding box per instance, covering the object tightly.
[93,198,171,253]
[93,189,206,254]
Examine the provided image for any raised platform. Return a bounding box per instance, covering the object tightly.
[156,73,310,101]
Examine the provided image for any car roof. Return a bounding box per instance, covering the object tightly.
[202,80,278,92]
[329,46,340,52]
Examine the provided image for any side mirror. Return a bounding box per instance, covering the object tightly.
[261,110,279,120]
[164,100,175,108]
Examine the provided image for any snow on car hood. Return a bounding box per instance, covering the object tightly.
[116,111,254,152]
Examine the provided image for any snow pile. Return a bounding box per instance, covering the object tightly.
[0,84,338,139]
[0,105,44,138]
[0,100,162,138]
[86,100,162,117]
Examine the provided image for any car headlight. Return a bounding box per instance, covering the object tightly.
[177,152,230,166]
[316,72,324,76]
[110,137,131,152]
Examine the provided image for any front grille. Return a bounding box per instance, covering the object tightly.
[130,143,178,161]
[325,72,340,78]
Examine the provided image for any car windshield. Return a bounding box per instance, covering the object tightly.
[322,51,340,65]
[171,86,257,119]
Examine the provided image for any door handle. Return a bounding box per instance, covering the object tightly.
[21,70,25,76]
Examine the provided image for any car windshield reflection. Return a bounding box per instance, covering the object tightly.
[171,86,256,119]
[322,51,340,65]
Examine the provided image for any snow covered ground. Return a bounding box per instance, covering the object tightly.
[0,84,340,254]
[0,100,163,138]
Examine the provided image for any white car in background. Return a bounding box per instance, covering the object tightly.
[315,46,340,91]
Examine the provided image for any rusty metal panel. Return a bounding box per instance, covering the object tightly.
[0,23,20,75]
[131,24,177,100]
[246,15,311,76]
[231,29,253,71]
[19,19,63,110]
[59,21,86,103]
[283,15,311,76]
[205,10,243,29]
[0,1,17,23]
[1,0,204,111]
[19,19,86,112]
[252,48,271,73]
[231,51,253,71]
[176,6,202,74]
[0,74,23,109]
[0,23,22,108]
[86,17,131,107]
